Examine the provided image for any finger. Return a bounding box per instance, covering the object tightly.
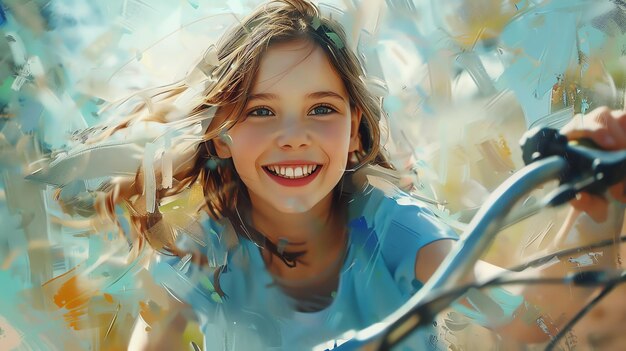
[609,180,626,203]
[605,111,626,149]
[560,106,611,136]
[570,192,609,222]
[564,108,626,150]
[612,109,626,144]
[562,108,616,147]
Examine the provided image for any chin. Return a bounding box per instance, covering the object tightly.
[273,198,316,214]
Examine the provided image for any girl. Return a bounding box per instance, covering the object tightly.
[74,0,624,349]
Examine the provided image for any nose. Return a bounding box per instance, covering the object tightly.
[276,118,311,149]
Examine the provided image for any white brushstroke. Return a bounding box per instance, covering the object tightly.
[143,142,157,213]
[568,252,603,267]
[161,134,173,189]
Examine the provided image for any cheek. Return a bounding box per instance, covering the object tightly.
[226,127,264,172]
[314,121,352,174]
[318,120,352,152]
[228,123,266,152]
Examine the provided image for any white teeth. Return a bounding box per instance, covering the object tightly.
[294,167,303,177]
[265,164,319,179]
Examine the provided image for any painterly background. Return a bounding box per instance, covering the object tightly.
[1,0,625,350]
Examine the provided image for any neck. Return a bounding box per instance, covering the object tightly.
[245,190,349,310]
[250,190,342,249]
[246,189,348,270]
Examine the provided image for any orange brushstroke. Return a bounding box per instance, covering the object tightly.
[138,301,157,327]
[42,265,78,287]
[52,275,99,330]
[104,293,114,303]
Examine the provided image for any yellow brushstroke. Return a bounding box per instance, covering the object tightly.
[442,0,528,49]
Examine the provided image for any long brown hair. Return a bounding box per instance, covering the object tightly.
[86,0,394,266]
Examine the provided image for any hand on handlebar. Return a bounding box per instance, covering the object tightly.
[560,107,626,222]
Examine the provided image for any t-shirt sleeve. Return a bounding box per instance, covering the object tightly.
[364,191,524,328]
[377,197,459,274]
[358,188,459,297]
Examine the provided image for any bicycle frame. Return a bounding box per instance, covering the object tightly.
[324,142,626,350]
[326,156,568,349]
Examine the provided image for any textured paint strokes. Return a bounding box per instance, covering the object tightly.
[51,273,99,330]
[1,0,625,350]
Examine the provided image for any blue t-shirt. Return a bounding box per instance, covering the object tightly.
[150,186,459,350]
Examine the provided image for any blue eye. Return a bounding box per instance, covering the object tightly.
[309,105,335,116]
[248,107,274,117]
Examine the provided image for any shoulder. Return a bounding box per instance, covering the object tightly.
[347,166,458,273]
[148,212,233,308]
[347,165,458,245]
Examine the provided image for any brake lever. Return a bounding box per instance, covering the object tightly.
[520,127,626,206]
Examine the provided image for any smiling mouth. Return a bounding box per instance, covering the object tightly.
[262,164,321,179]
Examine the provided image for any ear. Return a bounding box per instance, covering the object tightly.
[349,105,363,152]
[213,132,232,158]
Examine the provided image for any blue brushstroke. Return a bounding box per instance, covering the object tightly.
[0,3,6,27]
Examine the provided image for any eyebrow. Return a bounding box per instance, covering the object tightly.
[247,91,347,102]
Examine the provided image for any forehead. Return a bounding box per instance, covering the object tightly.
[251,40,348,97]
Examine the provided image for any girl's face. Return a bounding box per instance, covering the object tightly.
[214,39,361,214]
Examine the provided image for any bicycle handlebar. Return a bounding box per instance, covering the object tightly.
[322,128,626,351]
[521,127,626,206]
